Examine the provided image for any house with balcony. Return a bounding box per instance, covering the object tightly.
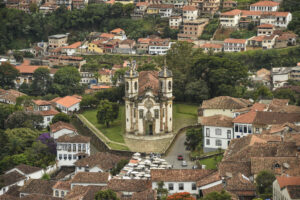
[260,12,292,28]
[50,121,77,140]
[257,23,275,36]
[182,5,198,21]
[250,0,279,12]
[220,9,241,27]
[169,15,182,29]
[54,95,82,114]
[56,134,91,167]
[223,38,247,52]
[202,0,220,15]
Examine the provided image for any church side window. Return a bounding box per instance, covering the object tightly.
[139,109,144,119]
[160,81,163,89]
[155,109,159,119]
[134,82,137,91]
[126,82,129,91]
[168,81,172,90]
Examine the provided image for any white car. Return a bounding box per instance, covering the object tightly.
[182,160,187,167]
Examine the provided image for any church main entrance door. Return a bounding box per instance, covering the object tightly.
[146,123,153,135]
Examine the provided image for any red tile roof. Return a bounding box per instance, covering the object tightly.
[37,109,59,116]
[200,115,233,127]
[56,134,90,143]
[201,43,223,49]
[138,71,159,96]
[100,33,115,39]
[233,111,257,124]
[221,9,241,16]
[276,176,300,189]
[71,172,109,184]
[241,10,263,16]
[110,28,125,34]
[52,181,71,190]
[250,1,279,7]
[15,60,48,74]
[182,5,197,11]
[55,96,81,108]
[151,169,213,182]
[224,38,247,44]
[136,2,148,6]
[32,99,51,106]
[50,121,76,133]
[62,42,81,49]
[257,23,274,28]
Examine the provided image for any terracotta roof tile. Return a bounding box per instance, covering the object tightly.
[131,188,156,200]
[138,71,159,96]
[232,111,257,124]
[148,4,174,8]
[151,169,213,182]
[225,173,256,192]
[200,43,223,49]
[110,28,125,34]
[55,96,81,108]
[52,181,71,190]
[224,38,247,44]
[18,194,61,200]
[257,23,274,28]
[197,171,221,187]
[71,172,109,184]
[221,9,241,16]
[241,10,262,16]
[100,33,115,39]
[14,164,42,175]
[0,171,26,187]
[250,1,279,7]
[37,109,60,116]
[202,183,223,196]
[32,100,51,106]
[50,121,77,133]
[62,42,81,49]
[57,134,90,143]
[200,115,233,127]
[108,179,151,192]
[19,179,57,196]
[65,185,105,200]
[201,96,251,110]
[136,2,148,6]
[277,176,300,189]
[182,5,197,11]
[287,185,300,199]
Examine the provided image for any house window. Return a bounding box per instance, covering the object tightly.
[192,183,197,190]
[235,124,238,132]
[59,154,62,160]
[78,144,81,152]
[47,117,51,121]
[215,129,221,135]
[248,126,252,133]
[168,183,174,190]
[68,154,72,160]
[68,144,71,151]
[227,130,231,139]
[179,183,184,190]
[168,81,172,90]
[139,109,144,119]
[73,155,77,160]
[206,139,210,145]
[206,128,210,137]
[61,191,65,197]
[126,82,129,91]
[255,128,259,133]
[155,109,159,119]
[239,125,243,132]
[134,82,138,91]
[82,144,86,152]
[73,144,76,152]
[216,139,222,146]
[243,125,247,133]
[64,154,67,160]
[55,190,59,197]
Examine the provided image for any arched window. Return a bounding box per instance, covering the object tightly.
[61,191,65,197]
[126,82,129,91]
[134,81,137,91]
[168,81,172,90]
[55,190,59,197]
[160,81,163,89]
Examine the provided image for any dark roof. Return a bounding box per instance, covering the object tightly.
[200,115,233,127]
[131,188,156,200]
[65,185,105,200]
[138,71,159,96]
[14,164,42,175]
[197,171,221,187]
[253,112,300,125]
[158,66,172,77]
[151,169,213,182]
[74,152,127,171]
[71,172,109,184]
[56,134,90,143]
[225,173,256,194]
[287,185,300,199]
[108,179,151,192]
[20,194,62,200]
[19,179,57,196]
[4,185,20,198]
[0,171,26,187]
[0,195,18,200]
[201,96,251,109]
[50,121,77,133]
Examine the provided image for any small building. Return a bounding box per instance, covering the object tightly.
[116,39,136,54]
[48,34,68,49]
[272,67,292,89]
[0,171,26,195]
[182,5,198,21]
[56,134,91,167]
[201,0,220,15]
[222,0,237,10]
[220,9,241,27]
[275,32,297,48]
[147,4,174,18]
[0,89,26,105]
[260,12,292,28]
[70,172,110,189]
[200,43,223,53]
[88,40,105,54]
[169,16,182,29]
[47,55,86,68]
[50,121,77,140]
[54,95,82,114]
[136,38,151,54]
[223,38,247,52]
[5,164,43,180]
[273,176,300,200]
[110,28,127,40]
[257,23,275,36]
[98,68,112,84]
[19,179,57,198]
[250,0,279,12]
[262,34,278,49]
[32,99,59,128]
[199,115,234,152]
[61,42,82,56]
[131,2,149,19]
[148,38,173,55]
[178,19,208,41]
[52,181,71,198]
[80,71,96,85]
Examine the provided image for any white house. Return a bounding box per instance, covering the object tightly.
[273,176,300,200]
[271,67,291,89]
[110,28,127,41]
[220,9,241,27]
[262,34,278,49]
[182,5,198,21]
[0,171,26,195]
[54,95,82,114]
[32,100,59,128]
[199,115,234,152]
[5,164,44,180]
[151,169,213,196]
[250,1,279,12]
[200,43,223,53]
[80,72,96,85]
[56,134,91,167]
[70,172,110,189]
[148,38,173,55]
[52,181,71,198]
[260,12,292,28]
[257,24,275,36]
[61,42,81,56]
[169,16,182,29]
[223,38,247,52]
[197,171,223,198]
[50,121,77,140]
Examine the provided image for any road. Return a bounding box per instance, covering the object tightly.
[163,131,195,169]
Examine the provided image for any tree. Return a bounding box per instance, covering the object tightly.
[255,170,276,199]
[31,67,52,96]
[157,181,168,200]
[0,104,20,129]
[167,192,195,200]
[185,80,209,102]
[29,3,38,13]
[111,159,129,176]
[95,189,119,200]
[137,63,158,72]
[52,113,71,124]
[184,128,202,151]
[273,88,297,105]
[97,100,117,127]
[5,111,43,130]
[0,62,19,88]
[80,95,99,109]
[201,190,231,200]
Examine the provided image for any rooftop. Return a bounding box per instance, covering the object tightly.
[201,96,251,110]
[182,5,197,11]
[32,99,51,106]
[57,134,90,143]
[108,179,152,192]
[0,171,26,187]
[151,169,213,182]
[224,38,247,44]
[50,121,77,133]
[250,0,279,7]
[276,176,300,189]
[221,9,242,16]
[200,115,233,127]
[19,179,57,196]
[71,172,110,184]
[13,164,42,175]
[55,95,81,108]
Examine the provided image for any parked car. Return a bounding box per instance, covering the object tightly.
[177,154,183,160]
[182,160,187,167]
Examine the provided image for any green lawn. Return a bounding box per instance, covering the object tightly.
[198,155,223,170]
[82,106,125,143]
[173,103,198,132]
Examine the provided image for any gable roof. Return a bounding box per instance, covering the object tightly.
[151,169,213,182]
[57,134,90,143]
[14,164,42,175]
[182,5,197,11]
[276,176,300,189]
[108,179,152,192]
[0,171,26,187]
[62,42,81,49]
[200,115,233,127]
[20,194,61,200]
[201,96,251,110]
[197,171,221,187]
[221,9,241,16]
[257,23,274,28]
[65,185,105,200]
[201,43,223,49]
[32,100,51,106]
[71,172,109,184]
[55,96,81,108]
[52,181,71,191]
[19,179,57,196]
[110,28,125,34]
[50,121,76,133]
[37,109,60,116]
[250,0,279,7]
[224,38,247,44]
[287,185,300,199]
[138,71,159,96]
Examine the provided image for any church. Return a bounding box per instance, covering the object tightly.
[124,61,173,136]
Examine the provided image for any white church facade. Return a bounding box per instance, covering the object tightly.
[124,61,173,136]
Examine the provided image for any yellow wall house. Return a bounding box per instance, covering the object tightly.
[88,41,104,54]
[98,69,112,84]
[147,6,159,14]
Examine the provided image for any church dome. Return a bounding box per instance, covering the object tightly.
[158,66,173,77]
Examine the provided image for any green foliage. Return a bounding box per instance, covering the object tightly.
[201,190,231,200]
[0,103,21,129]
[80,95,99,109]
[255,170,276,199]
[162,26,179,39]
[288,11,300,37]
[31,67,52,96]
[52,113,71,124]
[95,189,119,200]
[41,173,50,180]
[0,62,19,89]
[137,63,158,72]
[94,84,125,102]
[230,29,256,39]
[157,181,168,200]
[97,99,117,127]
[199,18,219,40]
[273,88,297,104]
[111,159,129,176]
[5,111,43,130]
[185,128,202,151]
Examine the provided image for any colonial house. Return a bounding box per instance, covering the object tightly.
[98,68,113,84]
[199,115,234,152]
[48,55,86,68]
[136,38,151,54]
[262,34,278,49]
[273,176,300,200]
[196,171,223,198]
[200,43,223,53]
[88,40,105,54]
[223,38,247,52]
[0,89,26,105]
[250,0,279,12]
[19,179,57,198]
[54,95,82,114]
[5,164,44,180]
[222,0,237,10]
[116,39,136,54]
[148,38,173,55]
[52,181,71,198]
[257,23,275,36]
[271,67,292,89]
[201,0,220,15]
[50,121,77,140]
[178,19,208,41]
[131,2,149,19]
[182,6,198,21]
[238,10,263,28]
[124,61,173,135]
[198,96,252,119]
[48,34,68,49]
[80,71,96,85]
[70,172,110,189]
[61,42,82,56]
[32,99,59,128]
[151,169,213,196]
[275,32,297,48]
[169,16,182,29]
[220,9,241,27]
[56,134,91,167]
[247,35,265,48]
[0,171,26,195]
[260,12,292,28]
[74,152,126,173]
[110,28,127,40]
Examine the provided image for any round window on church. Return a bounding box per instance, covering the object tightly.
[168,81,172,91]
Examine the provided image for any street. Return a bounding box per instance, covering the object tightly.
[163,131,195,169]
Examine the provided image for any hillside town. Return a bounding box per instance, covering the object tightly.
[1,0,300,199]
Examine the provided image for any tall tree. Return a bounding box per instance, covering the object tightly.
[255,170,276,199]
[31,67,52,96]
[0,62,19,88]
[52,113,71,124]
[184,128,202,151]
[96,99,117,127]
[5,111,43,130]
[201,190,231,200]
